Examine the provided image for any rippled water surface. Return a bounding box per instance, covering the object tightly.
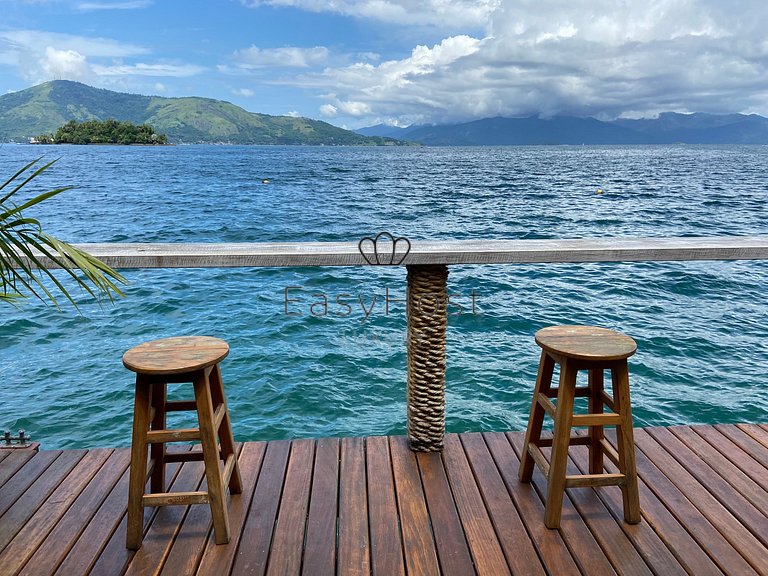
[1,144,766,449]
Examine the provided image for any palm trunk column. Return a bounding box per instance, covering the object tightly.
[405,264,449,452]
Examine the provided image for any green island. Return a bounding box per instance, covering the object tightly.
[34,118,168,145]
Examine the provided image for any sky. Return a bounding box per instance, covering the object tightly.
[1,0,768,129]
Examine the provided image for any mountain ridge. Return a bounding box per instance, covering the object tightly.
[357,112,768,145]
[0,81,403,145]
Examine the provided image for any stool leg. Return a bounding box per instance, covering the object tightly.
[612,363,641,524]
[194,369,231,545]
[519,350,555,482]
[149,382,167,493]
[545,357,577,529]
[127,376,151,550]
[588,368,604,475]
[210,363,242,493]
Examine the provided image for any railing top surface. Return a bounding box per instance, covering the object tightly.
[65,235,768,268]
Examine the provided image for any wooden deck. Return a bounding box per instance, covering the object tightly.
[1,424,767,575]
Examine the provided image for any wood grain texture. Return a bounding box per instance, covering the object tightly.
[26,235,768,268]
[266,439,314,576]
[389,435,441,576]
[3,425,766,576]
[415,450,475,576]
[302,437,339,576]
[0,449,111,576]
[366,436,406,576]
[441,434,511,576]
[338,437,370,576]
[122,336,229,375]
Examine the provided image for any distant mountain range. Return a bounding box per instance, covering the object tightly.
[357,113,768,145]
[0,81,402,145]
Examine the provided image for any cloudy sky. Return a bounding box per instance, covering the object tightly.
[1,0,767,128]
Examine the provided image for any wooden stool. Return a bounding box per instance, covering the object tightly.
[123,336,242,550]
[519,325,641,529]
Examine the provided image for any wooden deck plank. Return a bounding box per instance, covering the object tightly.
[121,460,207,576]
[507,433,618,576]
[159,444,246,576]
[715,424,768,469]
[416,450,475,576]
[486,432,581,576]
[560,448,653,576]
[19,449,128,576]
[569,444,690,576]
[195,442,266,576]
[301,437,339,576]
[692,425,768,492]
[0,450,35,489]
[669,426,768,520]
[366,435,405,576]
[632,428,762,575]
[441,433,511,576]
[3,424,767,576]
[647,427,768,548]
[459,433,545,576]
[389,435,441,576]
[85,450,191,576]
[736,423,768,451]
[0,448,112,576]
[337,436,370,576]
[0,450,61,519]
[0,449,84,553]
[267,438,315,576]
[230,439,291,576]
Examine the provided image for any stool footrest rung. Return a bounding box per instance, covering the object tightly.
[537,393,557,418]
[165,400,197,412]
[165,450,206,463]
[600,438,620,466]
[571,413,622,427]
[143,491,210,507]
[147,428,200,443]
[565,473,625,488]
[527,444,550,477]
[223,453,236,486]
[601,391,615,411]
[535,435,592,448]
[213,403,225,431]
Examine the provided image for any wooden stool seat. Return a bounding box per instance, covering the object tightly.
[124,336,242,550]
[123,336,229,374]
[535,325,637,361]
[519,325,641,529]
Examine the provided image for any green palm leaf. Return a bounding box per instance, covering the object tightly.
[0,157,127,308]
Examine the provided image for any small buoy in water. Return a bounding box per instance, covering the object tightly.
[596,188,604,195]
[262,179,270,184]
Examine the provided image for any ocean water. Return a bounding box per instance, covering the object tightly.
[0,143,766,449]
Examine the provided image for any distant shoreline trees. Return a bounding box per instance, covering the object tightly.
[34,119,168,145]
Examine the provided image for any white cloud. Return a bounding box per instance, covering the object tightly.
[319,103,338,116]
[153,82,166,92]
[230,45,329,69]
[0,29,147,59]
[0,29,203,86]
[271,0,768,124]
[92,62,204,76]
[240,0,500,29]
[38,46,91,81]
[286,110,300,117]
[233,87,255,96]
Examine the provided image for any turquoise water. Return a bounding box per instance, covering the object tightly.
[1,144,766,449]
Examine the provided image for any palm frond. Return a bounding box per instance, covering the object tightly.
[0,157,127,309]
